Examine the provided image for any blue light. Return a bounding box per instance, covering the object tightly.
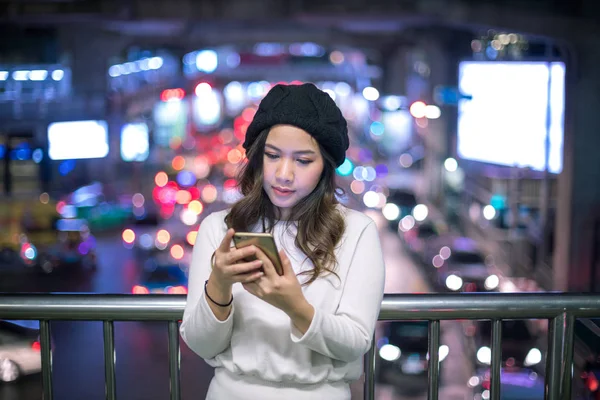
[32,148,43,163]
[336,158,354,176]
[370,121,385,136]
[59,160,76,176]
[375,164,389,178]
[24,246,37,260]
[176,170,197,187]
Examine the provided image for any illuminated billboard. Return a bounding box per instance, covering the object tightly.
[48,120,109,160]
[457,61,565,173]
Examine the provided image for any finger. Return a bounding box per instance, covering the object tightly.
[226,245,259,265]
[217,229,235,253]
[252,247,278,278]
[231,270,264,283]
[279,249,293,276]
[227,259,264,276]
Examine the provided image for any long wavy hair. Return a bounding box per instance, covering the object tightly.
[225,128,346,285]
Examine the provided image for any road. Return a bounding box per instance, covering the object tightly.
[1,209,473,400]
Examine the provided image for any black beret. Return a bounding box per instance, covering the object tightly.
[243,83,349,167]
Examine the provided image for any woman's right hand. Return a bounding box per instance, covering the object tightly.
[209,228,264,289]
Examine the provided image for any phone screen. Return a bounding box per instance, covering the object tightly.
[233,233,284,276]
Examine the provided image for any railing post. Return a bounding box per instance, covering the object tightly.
[103,320,117,400]
[40,320,53,400]
[560,313,575,400]
[364,335,376,400]
[546,312,575,400]
[168,321,181,400]
[490,319,503,400]
[427,320,440,400]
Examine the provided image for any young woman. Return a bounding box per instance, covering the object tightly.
[181,83,386,399]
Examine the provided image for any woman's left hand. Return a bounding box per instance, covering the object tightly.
[241,248,307,315]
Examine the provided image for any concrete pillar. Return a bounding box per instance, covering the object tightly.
[553,37,600,292]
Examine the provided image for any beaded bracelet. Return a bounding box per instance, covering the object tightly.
[204,280,233,307]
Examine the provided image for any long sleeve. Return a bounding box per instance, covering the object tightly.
[290,221,385,363]
[180,212,235,360]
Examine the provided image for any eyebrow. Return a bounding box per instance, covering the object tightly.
[265,143,316,155]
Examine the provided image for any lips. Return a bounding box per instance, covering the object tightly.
[273,186,295,195]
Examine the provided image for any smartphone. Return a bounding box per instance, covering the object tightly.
[232,232,284,276]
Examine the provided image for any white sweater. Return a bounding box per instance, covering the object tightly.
[180,206,385,397]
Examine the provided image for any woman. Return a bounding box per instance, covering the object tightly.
[181,83,386,399]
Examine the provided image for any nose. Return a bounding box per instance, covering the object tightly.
[275,158,294,183]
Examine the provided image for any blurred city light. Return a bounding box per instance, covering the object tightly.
[412,204,429,222]
[362,191,380,208]
[195,50,218,73]
[382,203,400,221]
[409,101,427,119]
[362,87,380,101]
[155,172,168,187]
[425,105,441,119]
[446,274,463,291]
[483,205,496,220]
[187,231,198,246]
[444,158,458,172]
[336,158,354,176]
[122,229,135,244]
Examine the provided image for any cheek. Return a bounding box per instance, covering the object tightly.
[304,167,323,190]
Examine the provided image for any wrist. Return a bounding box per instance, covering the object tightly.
[206,276,232,303]
[286,298,313,320]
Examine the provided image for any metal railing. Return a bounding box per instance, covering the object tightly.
[1,292,599,400]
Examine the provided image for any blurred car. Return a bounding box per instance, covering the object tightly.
[33,219,98,274]
[376,320,449,396]
[383,188,423,231]
[0,198,59,272]
[132,256,188,295]
[0,320,43,383]
[423,236,499,293]
[470,319,543,373]
[400,220,448,256]
[469,367,544,400]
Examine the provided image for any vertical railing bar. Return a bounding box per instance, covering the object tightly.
[560,313,575,400]
[546,313,565,400]
[103,320,117,400]
[40,320,53,400]
[168,321,181,400]
[364,334,376,400]
[427,320,440,400]
[490,319,502,400]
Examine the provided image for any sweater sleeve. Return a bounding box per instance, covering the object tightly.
[180,212,235,360]
[290,221,385,363]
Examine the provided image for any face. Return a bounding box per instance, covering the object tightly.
[262,124,324,219]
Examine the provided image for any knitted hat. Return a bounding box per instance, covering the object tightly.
[243,83,349,167]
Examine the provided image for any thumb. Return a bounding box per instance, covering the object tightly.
[279,249,293,276]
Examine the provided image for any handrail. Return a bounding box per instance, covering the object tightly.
[1,292,599,400]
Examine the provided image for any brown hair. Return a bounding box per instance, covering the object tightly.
[225,128,346,285]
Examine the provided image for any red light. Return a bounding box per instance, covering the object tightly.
[188,186,200,200]
[168,286,188,295]
[160,88,185,102]
[588,372,599,392]
[132,285,150,295]
[224,179,237,189]
[32,341,41,351]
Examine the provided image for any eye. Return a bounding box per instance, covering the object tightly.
[264,153,279,159]
[297,159,313,165]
